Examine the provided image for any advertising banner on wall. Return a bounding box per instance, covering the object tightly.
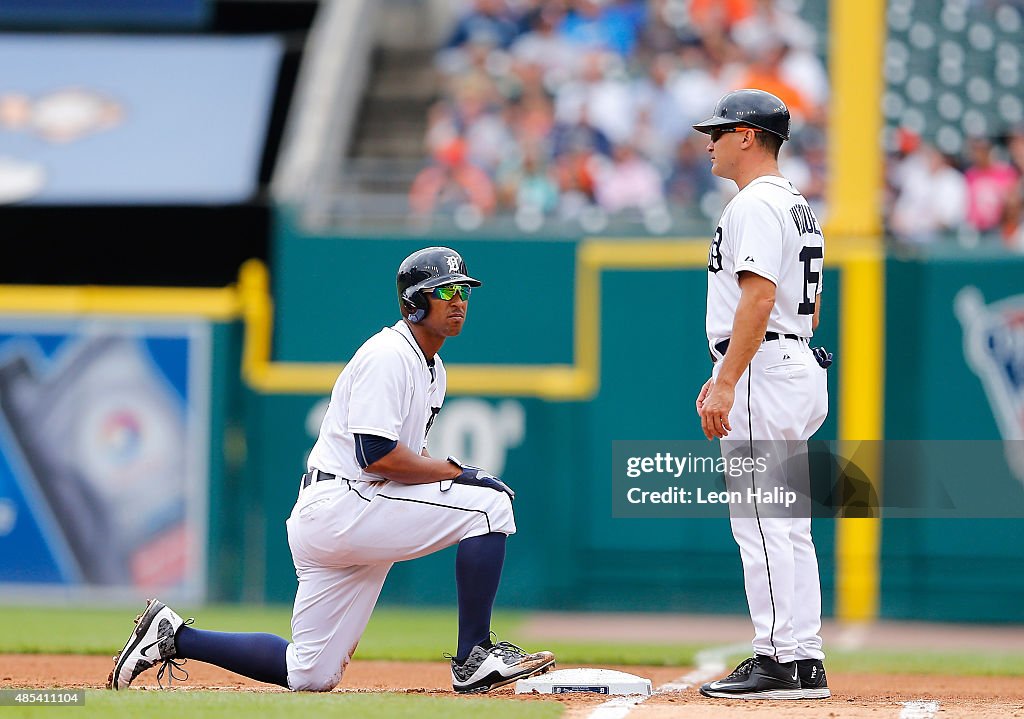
[0,35,281,204]
[0,318,210,600]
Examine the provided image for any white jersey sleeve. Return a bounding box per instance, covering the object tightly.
[725,194,785,285]
[347,343,410,441]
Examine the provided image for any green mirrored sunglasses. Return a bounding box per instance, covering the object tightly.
[431,284,471,301]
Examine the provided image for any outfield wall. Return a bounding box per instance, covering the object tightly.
[881,251,1024,622]
[0,230,1021,622]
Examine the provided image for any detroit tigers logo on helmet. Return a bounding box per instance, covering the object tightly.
[956,286,1024,485]
[445,255,461,274]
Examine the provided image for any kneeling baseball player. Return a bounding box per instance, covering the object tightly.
[107,247,555,693]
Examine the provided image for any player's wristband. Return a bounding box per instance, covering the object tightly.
[443,456,514,499]
[440,455,464,489]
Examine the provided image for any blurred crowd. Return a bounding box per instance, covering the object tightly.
[409,0,829,232]
[885,127,1024,250]
[408,0,1024,250]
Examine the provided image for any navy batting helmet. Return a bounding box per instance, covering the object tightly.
[692,88,791,141]
[397,247,481,323]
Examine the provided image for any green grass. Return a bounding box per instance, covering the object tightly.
[0,603,708,666]
[1,605,1022,677]
[0,604,300,656]
[0,691,565,719]
[0,605,483,657]
[537,641,704,667]
[825,649,1024,676]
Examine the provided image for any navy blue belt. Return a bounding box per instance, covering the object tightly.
[301,469,338,489]
[713,332,804,360]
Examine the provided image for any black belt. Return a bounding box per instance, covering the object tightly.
[713,332,804,360]
[301,468,338,489]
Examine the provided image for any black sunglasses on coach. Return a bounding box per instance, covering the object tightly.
[709,127,763,143]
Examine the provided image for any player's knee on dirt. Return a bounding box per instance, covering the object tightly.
[287,644,345,692]
[288,665,343,692]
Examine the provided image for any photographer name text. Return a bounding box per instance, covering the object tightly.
[626,486,797,507]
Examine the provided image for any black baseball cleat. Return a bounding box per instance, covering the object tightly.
[699,655,803,700]
[797,658,830,698]
[450,639,555,693]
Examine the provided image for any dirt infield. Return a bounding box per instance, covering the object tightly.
[3,655,1023,718]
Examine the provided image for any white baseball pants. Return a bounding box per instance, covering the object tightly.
[283,477,515,691]
[714,336,828,663]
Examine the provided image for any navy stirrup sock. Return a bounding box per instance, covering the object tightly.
[175,627,289,688]
[455,532,507,663]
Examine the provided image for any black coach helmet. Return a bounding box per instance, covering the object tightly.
[397,246,481,323]
[692,88,791,141]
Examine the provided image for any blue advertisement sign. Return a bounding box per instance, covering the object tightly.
[0,318,210,600]
[0,35,281,204]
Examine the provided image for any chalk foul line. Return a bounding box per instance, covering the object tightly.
[586,642,749,719]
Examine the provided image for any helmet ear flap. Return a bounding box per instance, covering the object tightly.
[402,288,430,323]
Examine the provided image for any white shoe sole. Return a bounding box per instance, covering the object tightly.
[701,687,805,700]
[802,687,831,699]
[454,656,555,694]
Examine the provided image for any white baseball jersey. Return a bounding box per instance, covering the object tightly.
[706,175,825,349]
[307,320,446,481]
[705,174,829,666]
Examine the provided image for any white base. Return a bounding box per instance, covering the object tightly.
[515,668,652,696]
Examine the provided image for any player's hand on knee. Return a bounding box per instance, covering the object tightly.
[453,468,515,500]
[445,456,515,500]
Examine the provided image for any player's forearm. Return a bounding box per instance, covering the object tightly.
[366,443,460,484]
[717,290,774,387]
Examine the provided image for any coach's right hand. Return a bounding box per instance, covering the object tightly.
[445,456,515,500]
[695,377,713,415]
[698,379,734,440]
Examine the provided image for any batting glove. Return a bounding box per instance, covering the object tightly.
[811,346,833,369]
[444,456,515,500]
